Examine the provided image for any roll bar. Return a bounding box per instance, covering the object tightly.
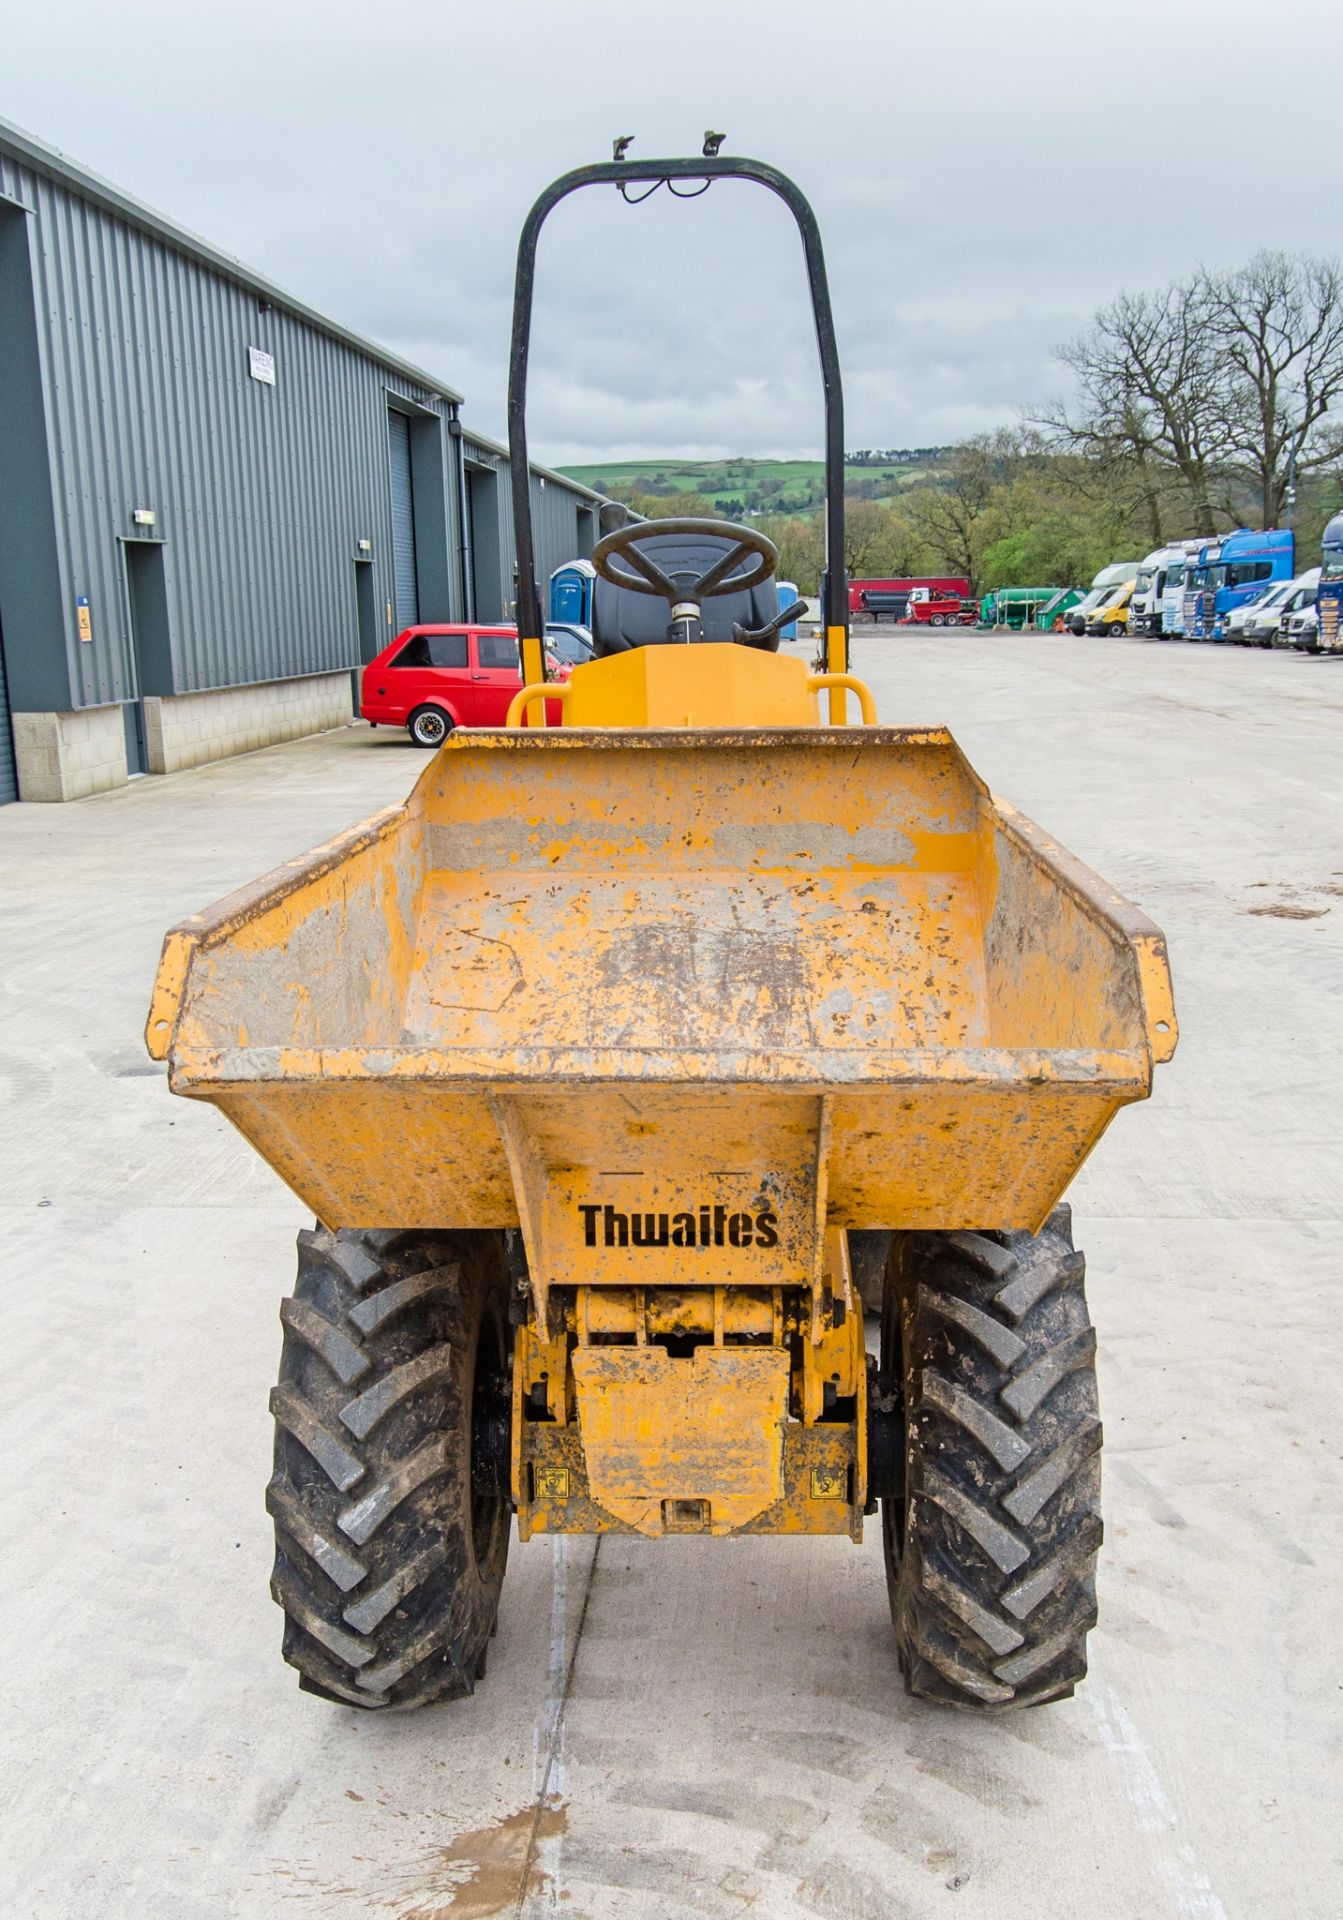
[506,152,848,683]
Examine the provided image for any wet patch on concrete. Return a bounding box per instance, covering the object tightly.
[398,1802,565,1920]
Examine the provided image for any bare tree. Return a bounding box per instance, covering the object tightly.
[1201,251,1343,528]
[1039,284,1222,534]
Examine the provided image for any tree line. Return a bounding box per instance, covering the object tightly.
[598,251,1343,596]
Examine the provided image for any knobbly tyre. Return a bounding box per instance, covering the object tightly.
[146,143,1177,1715]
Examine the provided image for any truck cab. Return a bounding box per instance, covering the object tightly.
[1131,540,1204,637]
[1317,512,1343,652]
[1195,528,1295,641]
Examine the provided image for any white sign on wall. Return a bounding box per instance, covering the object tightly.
[247,346,276,385]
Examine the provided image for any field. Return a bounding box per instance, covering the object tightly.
[558,455,923,511]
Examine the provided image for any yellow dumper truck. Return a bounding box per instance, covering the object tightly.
[147,149,1176,1715]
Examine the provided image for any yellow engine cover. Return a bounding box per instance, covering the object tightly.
[562,642,824,728]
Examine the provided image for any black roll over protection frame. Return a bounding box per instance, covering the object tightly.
[506,148,849,689]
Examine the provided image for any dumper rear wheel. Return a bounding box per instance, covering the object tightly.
[882,1206,1101,1710]
[267,1226,511,1710]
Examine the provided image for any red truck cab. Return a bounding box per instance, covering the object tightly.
[360,625,566,745]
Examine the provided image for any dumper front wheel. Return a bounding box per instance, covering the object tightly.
[882,1207,1101,1710]
[267,1226,511,1709]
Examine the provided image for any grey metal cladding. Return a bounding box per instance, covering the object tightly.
[0,120,603,714]
[463,432,601,619]
[0,195,69,712]
[0,144,454,706]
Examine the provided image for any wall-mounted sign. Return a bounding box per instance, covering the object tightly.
[248,346,276,386]
[76,595,92,643]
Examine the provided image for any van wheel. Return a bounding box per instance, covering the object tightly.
[882,1208,1101,1710]
[268,1227,512,1710]
[408,706,451,748]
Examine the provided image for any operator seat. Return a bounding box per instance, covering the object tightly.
[592,528,780,656]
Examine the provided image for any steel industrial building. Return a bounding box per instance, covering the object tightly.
[0,117,605,803]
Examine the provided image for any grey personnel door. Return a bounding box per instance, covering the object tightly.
[387,409,419,630]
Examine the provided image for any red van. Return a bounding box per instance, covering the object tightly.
[360,625,567,746]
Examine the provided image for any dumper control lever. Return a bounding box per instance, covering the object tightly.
[732,602,802,649]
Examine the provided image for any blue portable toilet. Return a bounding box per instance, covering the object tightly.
[550,559,595,628]
[777,580,799,642]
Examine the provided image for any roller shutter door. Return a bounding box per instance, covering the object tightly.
[387,409,419,629]
[0,628,16,806]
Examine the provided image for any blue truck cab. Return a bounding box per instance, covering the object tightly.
[1186,528,1294,640]
[1318,512,1343,653]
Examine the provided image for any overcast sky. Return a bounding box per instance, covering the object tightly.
[4,0,1338,465]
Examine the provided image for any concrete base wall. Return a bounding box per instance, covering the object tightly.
[143,672,353,774]
[11,672,354,801]
[12,705,127,801]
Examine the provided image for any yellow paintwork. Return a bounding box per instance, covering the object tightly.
[505,641,875,731]
[1093,580,1137,629]
[521,633,547,692]
[571,1344,790,1535]
[510,1230,867,1540]
[147,641,1176,1542]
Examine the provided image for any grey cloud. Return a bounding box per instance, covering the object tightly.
[4,0,1336,462]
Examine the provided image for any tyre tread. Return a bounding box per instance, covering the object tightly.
[268,1226,510,1711]
[888,1206,1103,1711]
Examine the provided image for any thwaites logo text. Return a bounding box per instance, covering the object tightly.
[579,1202,779,1250]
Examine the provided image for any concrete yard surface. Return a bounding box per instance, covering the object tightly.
[2,630,1340,1917]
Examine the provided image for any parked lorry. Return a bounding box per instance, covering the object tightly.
[849,575,968,619]
[147,146,1177,1719]
[1066,563,1140,635]
[1183,529,1295,641]
[1131,542,1203,637]
[1159,543,1218,638]
[902,590,977,627]
[1316,511,1343,652]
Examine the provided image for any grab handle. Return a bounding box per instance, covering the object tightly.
[806,673,876,725]
[505,682,572,729]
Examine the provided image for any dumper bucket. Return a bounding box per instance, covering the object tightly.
[148,727,1175,1300]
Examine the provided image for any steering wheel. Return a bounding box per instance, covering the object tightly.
[590,517,778,604]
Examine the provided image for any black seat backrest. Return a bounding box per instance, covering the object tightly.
[592,531,779,656]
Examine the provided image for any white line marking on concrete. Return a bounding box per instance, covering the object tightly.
[516,1535,601,1919]
[1088,1676,1230,1919]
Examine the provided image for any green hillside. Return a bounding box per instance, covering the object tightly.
[557,456,929,514]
